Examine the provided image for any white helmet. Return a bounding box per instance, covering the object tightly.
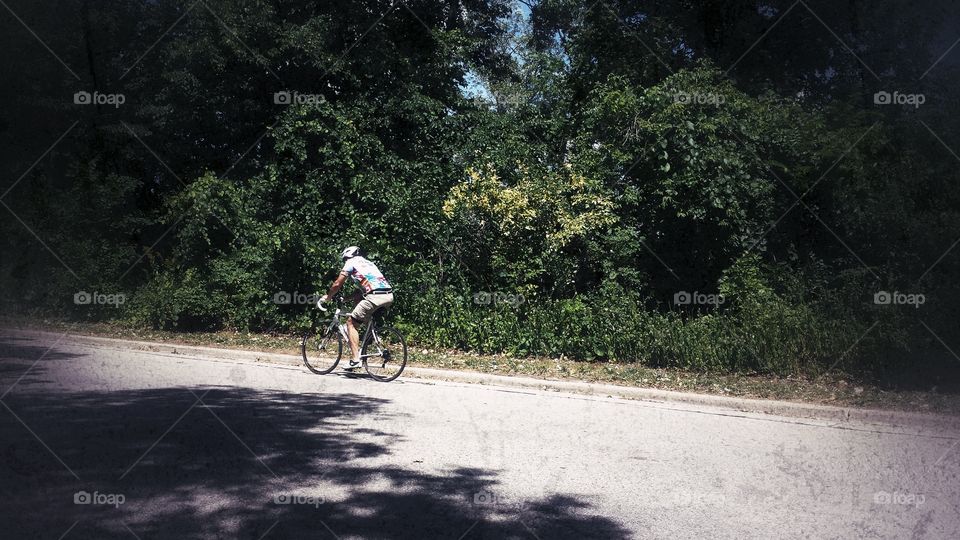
[341,246,361,261]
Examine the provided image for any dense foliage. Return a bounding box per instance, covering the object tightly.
[2,0,959,387]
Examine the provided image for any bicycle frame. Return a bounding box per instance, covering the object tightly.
[317,302,385,361]
[304,294,405,381]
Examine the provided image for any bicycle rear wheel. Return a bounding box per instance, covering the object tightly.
[362,326,407,382]
[301,326,343,374]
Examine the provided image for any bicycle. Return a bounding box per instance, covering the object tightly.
[300,294,407,382]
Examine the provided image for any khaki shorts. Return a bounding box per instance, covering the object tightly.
[351,292,394,323]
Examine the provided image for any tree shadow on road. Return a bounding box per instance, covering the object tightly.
[0,352,631,538]
[0,335,87,364]
[0,335,88,391]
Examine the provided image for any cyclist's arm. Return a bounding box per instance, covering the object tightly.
[324,272,348,299]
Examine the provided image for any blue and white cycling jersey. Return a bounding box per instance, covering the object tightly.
[341,256,391,294]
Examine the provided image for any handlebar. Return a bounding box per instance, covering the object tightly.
[317,294,344,312]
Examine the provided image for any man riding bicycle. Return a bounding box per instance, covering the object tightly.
[318,246,394,370]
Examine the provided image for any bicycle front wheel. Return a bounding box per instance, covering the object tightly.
[301,326,343,375]
[362,326,407,382]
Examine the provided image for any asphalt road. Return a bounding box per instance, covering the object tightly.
[1,330,958,539]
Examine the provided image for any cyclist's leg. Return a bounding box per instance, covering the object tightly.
[345,315,363,363]
[348,297,379,363]
[351,293,393,349]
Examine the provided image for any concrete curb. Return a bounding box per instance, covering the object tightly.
[6,327,960,432]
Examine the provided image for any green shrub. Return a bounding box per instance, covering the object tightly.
[393,268,857,376]
[126,269,220,331]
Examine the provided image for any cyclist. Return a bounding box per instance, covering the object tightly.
[318,246,394,370]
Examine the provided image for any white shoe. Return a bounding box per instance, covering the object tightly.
[343,359,362,370]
